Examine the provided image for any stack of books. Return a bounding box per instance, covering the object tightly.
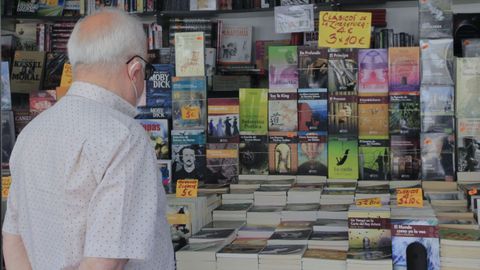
[212,203,252,221]
[176,240,227,270]
[216,239,266,270]
[267,229,312,245]
[254,186,290,206]
[189,228,237,244]
[281,204,319,222]
[258,245,307,270]
[221,192,254,204]
[237,224,276,239]
[439,228,480,270]
[287,184,323,204]
[346,248,393,270]
[308,230,349,251]
[202,220,246,231]
[302,249,347,270]
[247,206,284,226]
[317,204,350,219]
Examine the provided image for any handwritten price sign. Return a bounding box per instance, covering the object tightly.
[318,11,372,48]
[355,197,382,208]
[397,188,423,208]
[176,179,198,198]
[181,106,200,120]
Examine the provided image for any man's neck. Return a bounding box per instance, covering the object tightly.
[74,66,129,102]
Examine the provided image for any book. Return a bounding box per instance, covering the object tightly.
[359,139,390,181]
[358,96,389,139]
[328,48,358,92]
[389,94,421,136]
[420,85,454,116]
[298,47,328,89]
[268,131,298,175]
[218,24,252,65]
[10,51,46,93]
[274,4,315,33]
[268,229,312,245]
[419,0,453,39]
[297,131,327,176]
[159,160,173,194]
[1,61,11,110]
[328,93,358,136]
[239,135,269,175]
[456,57,480,118]
[174,32,205,77]
[29,90,56,118]
[420,39,454,85]
[190,0,216,10]
[37,0,65,16]
[348,206,392,249]
[268,46,298,90]
[422,115,454,134]
[298,88,328,132]
[358,49,388,95]
[14,23,37,51]
[388,47,420,92]
[457,118,480,177]
[43,52,67,89]
[206,143,239,185]
[462,38,480,57]
[255,39,290,72]
[421,133,455,181]
[138,119,170,160]
[208,98,239,143]
[145,64,174,118]
[328,136,359,180]
[1,111,15,168]
[268,91,298,132]
[303,18,319,47]
[239,88,268,135]
[172,77,207,130]
[172,129,206,183]
[390,135,421,180]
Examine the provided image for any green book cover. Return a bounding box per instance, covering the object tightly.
[239,88,268,135]
[328,136,358,179]
[359,139,390,180]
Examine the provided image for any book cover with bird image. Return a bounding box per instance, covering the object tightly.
[328,136,358,179]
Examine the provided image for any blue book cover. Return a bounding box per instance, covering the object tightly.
[298,88,328,132]
[172,77,207,130]
[146,64,174,118]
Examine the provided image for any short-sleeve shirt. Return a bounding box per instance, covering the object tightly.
[2,81,174,270]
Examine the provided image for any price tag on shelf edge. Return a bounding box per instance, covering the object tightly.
[318,11,372,49]
[355,197,382,208]
[396,188,423,208]
[176,179,198,198]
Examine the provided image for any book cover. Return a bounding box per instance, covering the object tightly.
[463,38,480,57]
[421,115,455,134]
[391,219,440,270]
[172,77,207,130]
[388,47,420,92]
[298,46,328,89]
[1,111,15,168]
[138,119,170,160]
[239,134,269,175]
[421,133,455,181]
[255,39,291,72]
[16,0,38,14]
[420,39,454,85]
[359,139,390,181]
[347,247,392,261]
[389,94,421,136]
[420,85,454,116]
[43,52,67,90]
[303,18,319,47]
[358,96,389,139]
[159,160,173,194]
[328,93,358,136]
[190,0,217,10]
[174,32,205,77]
[419,0,453,39]
[14,23,37,50]
[206,143,239,185]
[218,24,252,64]
[268,92,298,132]
[297,88,328,132]
[268,46,298,90]
[268,131,298,175]
[172,129,206,183]
[37,0,65,16]
[328,136,359,179]
[29,90,56,118]
[328,48,358,92]
[456,57,480,118]
[167,202,193,240]
[10,51,46,93]
[208,98,239,143]
[1,61,11,111]
[297,131,327,176]
[391,135,421,180]
[145,64,174,118]
[457,118,480,174]
[239,88,268,135]
[358,49,388,95]
[274,4,315,33]
[348,210,391,249]
[13,110,32,137]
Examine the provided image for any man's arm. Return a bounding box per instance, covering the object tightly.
[78,258,128,270]
[2,232,32,270]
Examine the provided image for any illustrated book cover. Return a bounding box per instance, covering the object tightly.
[298,88,328,132]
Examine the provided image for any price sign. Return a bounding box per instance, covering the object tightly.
[176,179,198,198]
[355,197,382,208]
[181,106,200,120]
[397,188,423,208]
[318,11,372,48]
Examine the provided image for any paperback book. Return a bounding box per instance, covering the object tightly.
[419,0,453,39]
[421,133,455,181]
[10,51,46,93]
[297,131,328,176]
[159,160,173,194]
[358,96,389,139]
[389,94,421,136]
[358,49,388,95]
[268,92,298,132]
[328,93,358,136]
[206,143,239,185]
[1,62,11,110]
[145,64,174,118]
[1,111,15,168]
[422,115,455,134]
[239,135,269,175]
[172,129,206,183]
[298,47,328,89]
[420,39,454,85]
[359,139,391,181]
[138,119,170,160]
[456,57,480,118]
[43,52,67,89]
[388,47,420,92]
[208,98,239,143]
[239,88,268,135]
[391,135,422,180]
[172,76,207,130]
[456,118,480,177]
[328,48,358,92]
[218,24,253,64]
[297,88,328,132]
[348,207,392,250]
[268,46,298,90]
[268,131,298,175]
[255,39,291,72]
[174,32,205,77]
[328,136,359,180]
[420,85,454,116]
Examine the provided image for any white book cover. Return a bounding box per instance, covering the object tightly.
[175,32,205,77]
[190,0,217,10]
[218,24,253,65]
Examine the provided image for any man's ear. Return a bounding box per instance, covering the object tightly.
[128,61,142,80]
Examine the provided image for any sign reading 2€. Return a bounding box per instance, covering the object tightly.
[176,179,198,198]
[318,11,372,48]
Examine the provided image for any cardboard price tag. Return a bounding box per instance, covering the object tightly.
[318,11,372,48]
[397,188,423,208]
[355,197,382,208]
[181,106,200,120]
[176,179,198,198]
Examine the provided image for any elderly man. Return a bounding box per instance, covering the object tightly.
[2,9,174,270]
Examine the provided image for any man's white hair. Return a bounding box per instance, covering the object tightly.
[67,8,146,69]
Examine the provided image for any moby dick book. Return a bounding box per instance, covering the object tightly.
[145,64,174,118]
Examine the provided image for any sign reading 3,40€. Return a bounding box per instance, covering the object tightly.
[318,11,372,48]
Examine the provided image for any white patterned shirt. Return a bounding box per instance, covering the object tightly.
[2,81,174,270]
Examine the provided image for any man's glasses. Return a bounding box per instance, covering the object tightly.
[126,55,155,80]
